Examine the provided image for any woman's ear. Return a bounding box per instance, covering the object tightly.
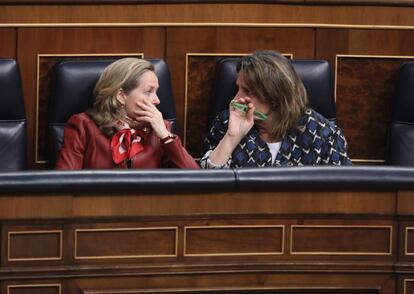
[116,88,126,105]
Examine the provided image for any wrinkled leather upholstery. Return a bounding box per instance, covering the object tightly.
[1,166,414,193]
[207,58,336,125]
[388,62,414,166]
[47,58,177,167]
[0,59,27,171]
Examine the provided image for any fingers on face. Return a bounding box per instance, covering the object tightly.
[135,107,163,122]
[235,96,251,104]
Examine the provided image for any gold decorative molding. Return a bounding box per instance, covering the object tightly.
[405,227,414,255]
[290,224,393,255]
[3,23,414,30]
[82,285,381,294]
[8,230,63,261]
[74,227,178,259]
[184,224,285,256]
[7,283,61,294]
[35,53,144,163]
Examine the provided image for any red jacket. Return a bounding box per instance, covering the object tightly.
[55,113,199,169]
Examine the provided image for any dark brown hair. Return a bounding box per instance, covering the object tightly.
[237,50,308,140]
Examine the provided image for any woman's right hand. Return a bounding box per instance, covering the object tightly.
[227,97,255,140]
[206,97,255,166]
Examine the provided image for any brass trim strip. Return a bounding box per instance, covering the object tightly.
[35,53,144,163]
[183,224,285,256]
[351,159,385,163]
[336,53,414,58]
[7,230,63,261]
[7,283,61,294]
[334,54,414,164]
[83,285,379,294]
[3,22,414,30]
[74,226,178,259]
[290,224,393,255]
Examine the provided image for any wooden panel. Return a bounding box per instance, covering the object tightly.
[72,273,392,294]
[2,4,414,26]
[0,191,396,219]
[316,29,350,70]
[186,54,243,157]
[7,284,61,294]
[335,56,414,163]
[399,222,413,262]
[316,29,414,163]
[166,27,314,146]
[75,227,177,259]
[17,27,165,168]
[0,0,304,4]
[184,225,284,256]
[405,227,414,255]
[83,287,379,294]
[2,0,413,5]
[0,187,403,293]
[404,279,414,294]
[7,230,62,261]
[316,28,414,79]
[185,55,219,157]
[0,195,72,220]
[397,190,414,214]
[309,0,414,4]
[291,225,392,255]
[69,191,396,218]
[0,28,16,59]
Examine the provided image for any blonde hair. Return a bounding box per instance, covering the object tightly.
[237,51,308,141]
[87,58,154,136]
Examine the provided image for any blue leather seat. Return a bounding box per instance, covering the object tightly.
[0,59,27,171]
[387,62,414,166]
[207,57,336,126]
[47,58,177,167]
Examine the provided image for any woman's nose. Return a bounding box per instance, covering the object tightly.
[234,90,242,99]
[152,94,160,105]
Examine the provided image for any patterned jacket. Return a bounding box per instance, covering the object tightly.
[200,109,352,168]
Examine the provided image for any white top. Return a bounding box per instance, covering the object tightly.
[266,141,282,164]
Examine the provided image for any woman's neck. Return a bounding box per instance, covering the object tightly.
[258,131,282,143]
[256,117,282,143]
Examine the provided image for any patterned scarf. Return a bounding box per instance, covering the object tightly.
[110,121,146,164]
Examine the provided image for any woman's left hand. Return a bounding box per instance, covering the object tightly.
[134,99,170,139]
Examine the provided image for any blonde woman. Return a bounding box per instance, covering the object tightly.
[56,58,199,169]
[201,50,351,168]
